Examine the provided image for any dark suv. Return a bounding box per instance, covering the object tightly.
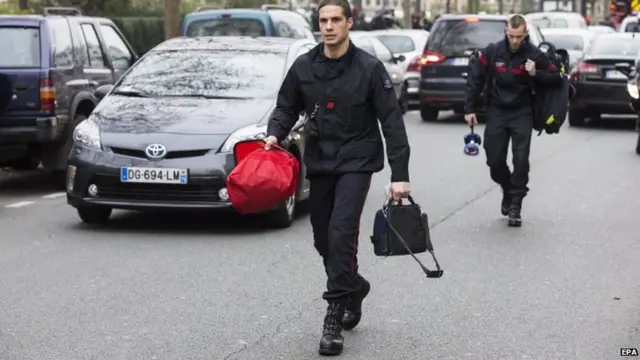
[0,7,137,181]
[418,14,544,121]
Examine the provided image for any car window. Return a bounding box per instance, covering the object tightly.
[352,36,375,56]
[624,20,638,32]
[99,25,133,69]
[270,10,314,39]
[530,17,551,29]
[80,24,105,68]
[370,37,393,62]
[425,19,506,55]
[589,37,640,56]
[116,50,286,98]
[0,26,40,68]
[49,18,74,67]
[552,18,569,28]
[543,34,584,50]
[375,34,415,53]
[186,18,266,37]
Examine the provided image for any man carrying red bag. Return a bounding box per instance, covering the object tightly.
[263,0,411,355]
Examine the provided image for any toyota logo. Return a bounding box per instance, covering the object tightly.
[145,143,167,160]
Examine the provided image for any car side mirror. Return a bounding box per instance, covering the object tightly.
[538,41,553,53]
[392,54,406,64]
[94,84,113,101]
[614,62,634,78]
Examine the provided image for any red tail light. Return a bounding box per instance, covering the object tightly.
[39,76,56,111]
[419,51,445,66]
[407,55,421,72]
[570,62,598,82]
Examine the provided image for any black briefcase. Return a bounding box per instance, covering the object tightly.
[371,196,443,278]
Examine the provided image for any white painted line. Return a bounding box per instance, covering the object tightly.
[5,201,35,208]
[42,192,66,199]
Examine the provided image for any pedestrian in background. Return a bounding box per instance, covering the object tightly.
[264,0,411,355]
[463,14,561,227]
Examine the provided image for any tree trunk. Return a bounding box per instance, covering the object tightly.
[403,0,411,29]
[18,0,28,10]
[164,0,181,40]
[498,0,504,13]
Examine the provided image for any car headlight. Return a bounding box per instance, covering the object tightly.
[219,123,267,153]
[390,72,399,82]
[73,118,101,150]
[627,82,639,99]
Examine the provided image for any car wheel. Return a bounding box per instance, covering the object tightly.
[420,103,439,122]
[636,133,640,155]
[266,192,296,228]
[568,110,586,127]
[77,206,112,224]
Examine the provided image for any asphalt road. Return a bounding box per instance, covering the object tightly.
[1,111,639,360]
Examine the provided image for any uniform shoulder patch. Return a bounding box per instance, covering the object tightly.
[381,70,394,90]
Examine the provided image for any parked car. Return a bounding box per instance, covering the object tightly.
[540,28,595,70]
[568,33,640,127]
[0,7,138,184]
[350,31,409,113]
[370,29,429,109]
[526,11,588,30]
[66,36,317,228]
[182,5,315,41]
[588,25,615,34]
[418,14,545,121]
[613,58,640,154]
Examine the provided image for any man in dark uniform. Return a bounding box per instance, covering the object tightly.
[463,14,561,227]
[264,0,411,355]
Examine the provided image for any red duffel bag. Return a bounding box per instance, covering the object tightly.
[226,140,300,215]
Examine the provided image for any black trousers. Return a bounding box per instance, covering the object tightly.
[484,105,533,199]
[308,172,372,302]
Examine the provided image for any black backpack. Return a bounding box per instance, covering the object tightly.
[478,42,575,135]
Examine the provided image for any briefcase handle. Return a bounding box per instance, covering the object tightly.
[382,197,443,279]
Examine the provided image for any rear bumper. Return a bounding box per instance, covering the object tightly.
[570,81,633,114]
[0,115,70,144]
[419,77,466,110]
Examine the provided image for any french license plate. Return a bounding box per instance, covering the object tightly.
[451,57,469,66]
[120,167,188,184]
[606,70,626,79]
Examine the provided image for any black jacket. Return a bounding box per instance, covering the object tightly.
[464,39,562,114]
[267,41,410,182]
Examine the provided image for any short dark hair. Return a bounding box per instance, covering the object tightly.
[508,14,527,30]
[317,0,352,19]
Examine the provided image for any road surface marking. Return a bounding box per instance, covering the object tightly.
[5,201,35,208]
[42,192,66,199]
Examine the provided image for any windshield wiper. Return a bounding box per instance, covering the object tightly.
[112,89,148,97]
[166,94,249,100]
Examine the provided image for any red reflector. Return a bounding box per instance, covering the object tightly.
[221,13,231,18]
[326,101,335,109]
[234,140,264,164]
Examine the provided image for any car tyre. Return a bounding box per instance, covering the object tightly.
[636,133,640,155]
[420,103,439,122]
[568,110,586,127]
[78,206,112,224]
[266,192,297,228]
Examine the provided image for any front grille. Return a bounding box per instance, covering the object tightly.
[90,174,224,202]
[109,147,211,159]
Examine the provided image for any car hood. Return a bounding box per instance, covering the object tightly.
[93,95,274,135]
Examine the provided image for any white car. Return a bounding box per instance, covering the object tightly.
[369,29,430,109]
[540,28,596,70]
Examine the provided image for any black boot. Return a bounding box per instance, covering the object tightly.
[343,276,370,330]
[501,187,511,216]
[508,197,522,227]
[319,301,346,356]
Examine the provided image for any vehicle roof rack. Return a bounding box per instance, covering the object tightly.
[195,5,224,12]
[43,7,84,16]
[260,4,290,11]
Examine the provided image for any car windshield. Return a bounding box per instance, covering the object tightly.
[543,34,584,50]
[0,27,41,68]
[376,34,416,53]
[186,18,266,37]
[589,37,640,57]
[115,49,285,98]
[425,19,505,55]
